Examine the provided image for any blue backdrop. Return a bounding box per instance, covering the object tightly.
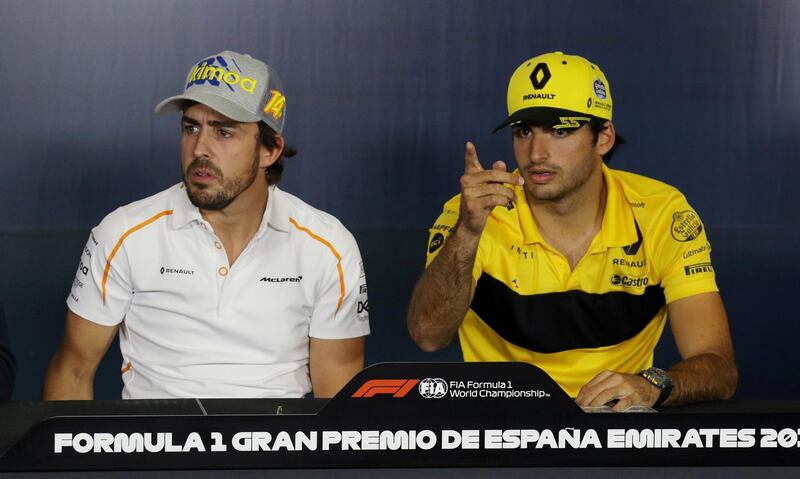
[1,0,799,399]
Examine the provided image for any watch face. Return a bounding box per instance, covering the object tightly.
[641,368,673,388]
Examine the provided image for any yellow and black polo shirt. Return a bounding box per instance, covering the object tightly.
[425,164,718,397]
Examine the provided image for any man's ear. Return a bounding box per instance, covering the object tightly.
[259,135,284,168]
[596,121,616,156]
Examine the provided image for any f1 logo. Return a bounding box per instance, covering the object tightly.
[530,62,551,90]
[351,379,420,398]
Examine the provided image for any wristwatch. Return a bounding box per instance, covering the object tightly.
[637,367,674,407]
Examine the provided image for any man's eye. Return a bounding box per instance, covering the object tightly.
[183,125,199,134]
[218,129,233,138]
[553,129,570,138]
[514,128,531,138]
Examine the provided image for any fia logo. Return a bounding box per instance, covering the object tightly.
[418,378,448,399]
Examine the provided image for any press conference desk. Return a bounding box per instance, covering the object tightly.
[1,363,799,477]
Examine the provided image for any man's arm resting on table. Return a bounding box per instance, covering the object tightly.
[661,291,738,406]
[42,309,118,400]
[309,336,365,398]
[576,292,737,410]
[407,224,480,352]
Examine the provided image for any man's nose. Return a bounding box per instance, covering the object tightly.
[528,130,549,162]
[190,128,212,158]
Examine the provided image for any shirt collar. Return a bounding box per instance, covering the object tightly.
[515,164,638,248]
[167,183,291,235]
[598,163,639,248]
[169,183,203,229]
[265,185,291,234]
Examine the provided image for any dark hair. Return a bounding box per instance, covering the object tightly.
[257,122,297,185]
[588,118,625,165]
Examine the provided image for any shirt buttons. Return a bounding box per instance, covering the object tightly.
[214,241,222,249]
[218,266,228,277]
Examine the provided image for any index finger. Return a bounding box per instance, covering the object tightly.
[464,141,484,174]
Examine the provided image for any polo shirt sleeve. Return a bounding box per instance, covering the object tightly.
[308,226,370,339]
[649,194,719,304]
[425,194,484,282]
[66,208,134,326]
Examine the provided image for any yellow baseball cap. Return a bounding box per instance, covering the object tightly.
[493,52,613,132]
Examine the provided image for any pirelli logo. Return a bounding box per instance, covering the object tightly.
[351,379,420,398]
[684,262,714,276]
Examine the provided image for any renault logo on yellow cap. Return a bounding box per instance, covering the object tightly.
[530,63,551,90]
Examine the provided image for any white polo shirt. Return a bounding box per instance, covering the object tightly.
[67,183,370,399]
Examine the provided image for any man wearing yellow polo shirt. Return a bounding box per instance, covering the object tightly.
[407,52,737,410]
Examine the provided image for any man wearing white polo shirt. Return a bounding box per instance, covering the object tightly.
[43,51,370,399]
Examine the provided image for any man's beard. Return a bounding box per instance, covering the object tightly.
[524,154,598,203]
[183,149,261,210]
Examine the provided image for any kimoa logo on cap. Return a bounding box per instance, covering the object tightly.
[187,57,258,94]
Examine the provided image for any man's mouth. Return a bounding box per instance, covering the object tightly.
[527,168,557,184]
[192,168,216,180]
[186,158,223,183]
[189,169,217,185]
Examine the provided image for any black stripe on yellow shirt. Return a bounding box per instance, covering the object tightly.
[470,273,666,353]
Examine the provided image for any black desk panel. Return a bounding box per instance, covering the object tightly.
[1,363,798,474]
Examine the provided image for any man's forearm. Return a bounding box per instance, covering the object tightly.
[42,353,95,400]
[407,224,481,351]
[665,352,738,406]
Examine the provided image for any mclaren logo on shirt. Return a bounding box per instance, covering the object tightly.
[160,267,195,276]
[259,276,303,283]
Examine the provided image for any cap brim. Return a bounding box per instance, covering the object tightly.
[493,107,593,133]
[154,91,260,123]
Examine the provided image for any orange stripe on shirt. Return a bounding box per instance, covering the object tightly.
[289,217,345,316]
[102,210,173,304]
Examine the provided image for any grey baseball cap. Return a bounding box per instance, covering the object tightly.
[155,50,286,133]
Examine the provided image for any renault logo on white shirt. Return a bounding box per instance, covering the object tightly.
[160,267,195,275]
